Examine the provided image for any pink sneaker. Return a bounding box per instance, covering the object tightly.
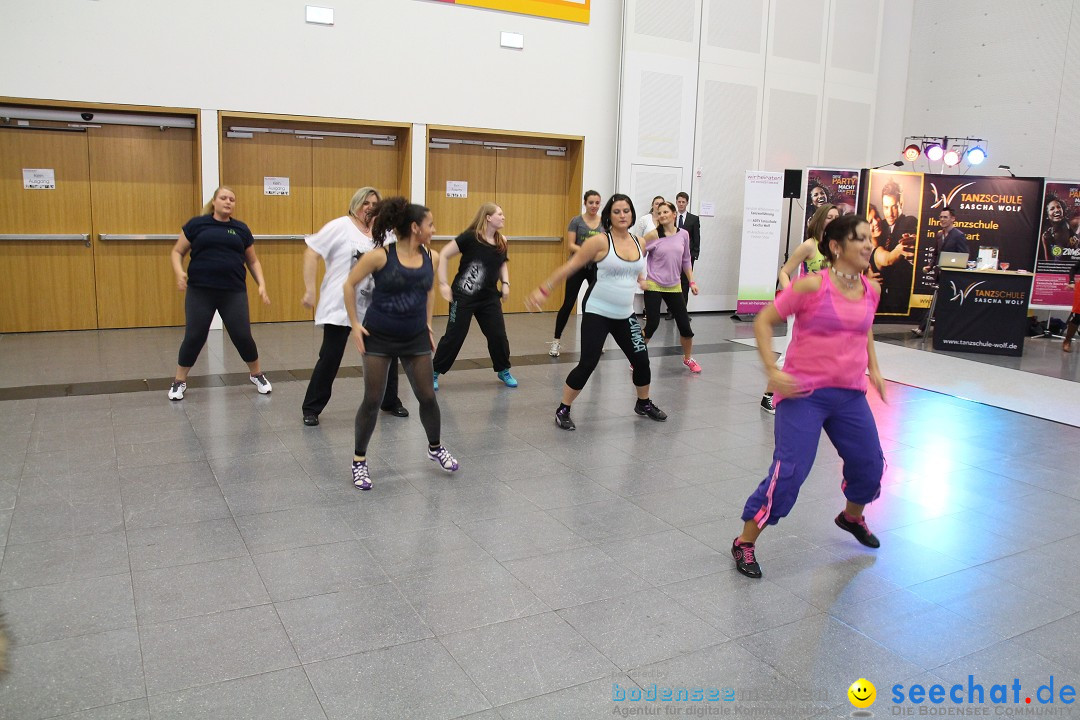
[683,357,701,373]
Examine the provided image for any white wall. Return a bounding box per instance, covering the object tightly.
[0,0,623,201]
[904,0,1080,178]
[618,0,897,311]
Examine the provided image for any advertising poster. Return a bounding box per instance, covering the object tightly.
[804,168,860,226]
[864,171,923,316]
[1032,180,1080,307]
[735,171,784,315]
[933,269,1034,357]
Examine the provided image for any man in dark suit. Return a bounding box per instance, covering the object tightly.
[878,181,918,314]
[676,192,701,309]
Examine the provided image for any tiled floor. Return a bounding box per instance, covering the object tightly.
[0,313,1078,719]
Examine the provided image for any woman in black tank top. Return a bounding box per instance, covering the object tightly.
[343,197,459,491]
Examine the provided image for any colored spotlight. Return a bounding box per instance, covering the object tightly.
[903,144,921,162]
[943,149,961,167]
[925,144,944,162]
[966,146,987,165]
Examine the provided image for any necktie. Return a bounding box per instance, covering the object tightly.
[678,214,684,229]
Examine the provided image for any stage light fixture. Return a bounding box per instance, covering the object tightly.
[903,144,921,162]
[925,143,944,162]
[943,148,961,167]
[966,146,987,165]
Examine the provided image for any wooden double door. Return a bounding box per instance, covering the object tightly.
[0,123,198,332]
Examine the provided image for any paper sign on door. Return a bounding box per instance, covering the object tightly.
[264,177,290,196]
[23,169,56,190]
[446,181,468,198]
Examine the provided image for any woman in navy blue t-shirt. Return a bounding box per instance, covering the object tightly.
[167,186,271,401]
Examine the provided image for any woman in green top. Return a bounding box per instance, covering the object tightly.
[548,190,604,357]
[761,204,838,414]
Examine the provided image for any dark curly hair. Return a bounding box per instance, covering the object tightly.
[371,197,430,247]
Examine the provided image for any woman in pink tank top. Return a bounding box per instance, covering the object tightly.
[731,215,888,579]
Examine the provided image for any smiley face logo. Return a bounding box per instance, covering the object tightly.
[848,678,876,708]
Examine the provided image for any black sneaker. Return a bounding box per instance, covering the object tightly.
[303,414,319,426]
[760,393,775,414]
[381,404,409,417]
[834,512,880,548]
[555,407,576,431]
[634,400,667,422]
[731,538,762,578]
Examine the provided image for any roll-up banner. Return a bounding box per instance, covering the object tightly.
[864,170,1042,317]
[735,171,784,315]
[804,168,860,227]
[1033,180,1080,308]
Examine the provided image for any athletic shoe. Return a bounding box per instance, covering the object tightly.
[427,445,459,472]
[497,369,519,388]
[249,374,272,394]
[555,407,576,431]
[760,393,775,414]
[732,538,762,578]
[548,340,561,357]
[910,328,924,338]
[352,459,372,490]
[683,357,702,373]
[167,380,187,401]
[303,414,319,426]
[635,400,668,422]
[834,512,880,548]
[433,371,439,391]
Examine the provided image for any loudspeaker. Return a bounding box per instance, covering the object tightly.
[783,169,802,199]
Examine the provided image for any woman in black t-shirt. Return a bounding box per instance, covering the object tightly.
[432,202,516,388]
[167,186,271,401]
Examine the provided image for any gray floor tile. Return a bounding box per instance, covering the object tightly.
[440,612,617,706]
[48,698,150,720]
[118,460,217,493]
[139,604,299,696]
[599,529,729,585]
[362,525,493,580]
[7,497,124,545]
[758,547,903,610]
[396,557,549,635]
[122,483,230,530]
[209,451,309,485]
[147,667,327,720]
[306,639,490,720]
[502,545,650,610]
[0,628,144,720]
[1014,612,1080,672]
[735,614,923,692]
[132,555,270,625]
[334,492,453,539]
[127,518,246,572]
[0,530,129,591]
[502,472,616,510]
[627,484,733,528]
[115,437,204,469]
[0,573,135,646]
[933,637,1075,693]
[547,497,674,542]
[458,510,590,562]
[830,588,1003,668]
[251,539,388,602]
[221,476,329,516]
[275,584,432,663]
[557,589,727,670]
[235,505,355,555]
[496,676,633,719]
[16,468,121,507]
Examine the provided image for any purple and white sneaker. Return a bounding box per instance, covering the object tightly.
[427,445,459,472]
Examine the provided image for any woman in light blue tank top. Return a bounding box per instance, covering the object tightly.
[526,194,669,431]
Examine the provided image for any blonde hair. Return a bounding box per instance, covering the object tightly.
[202,186,235,216]
[468,202,507,254]
[348,187,380,218]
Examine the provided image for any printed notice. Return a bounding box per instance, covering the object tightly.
[23,169,56,190]
[264,177,290,196]
[446,180,468,198]
[699,202,716,217]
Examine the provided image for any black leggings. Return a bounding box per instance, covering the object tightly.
[178,286,258,368]
[302,324,401,416]
[553,265,596,339]
[433,297,510,374]
[355,354,439,457]
[643,290,694,340]
[565,312,651,390]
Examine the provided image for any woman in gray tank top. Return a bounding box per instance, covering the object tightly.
[548,190,603,357]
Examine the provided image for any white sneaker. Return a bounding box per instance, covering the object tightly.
[548,340,561,357]
[249,373,272,394]
[167,380,186,401]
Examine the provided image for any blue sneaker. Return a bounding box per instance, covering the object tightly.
[433,371,439,391]
[497,369,518,388]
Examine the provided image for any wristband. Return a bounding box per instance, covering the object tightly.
[537,285,550,298]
